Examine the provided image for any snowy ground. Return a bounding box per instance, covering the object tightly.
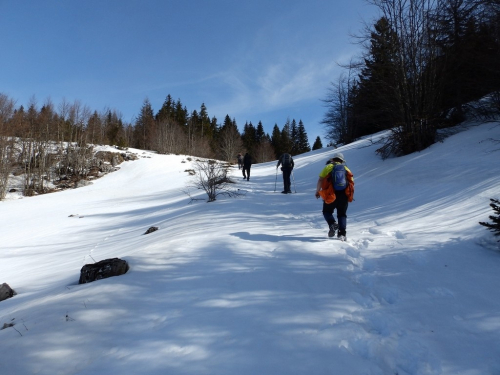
[1,122,500,375]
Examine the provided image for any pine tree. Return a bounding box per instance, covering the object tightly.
[174,99,187,127]
[256,121,265,144]
[199,103,210,138]
[354,17,400,137]
[241,121,256,154]
[290,119,299,154]
[271,124,282,158]
[157,94,174,123]
[219,115,242,162]
[296,120,311,154]
[133,99,155,149]
[280,119,292,154]
[480,199,500,241]
[312,136,323,150]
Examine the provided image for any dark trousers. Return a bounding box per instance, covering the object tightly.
[322,190,348,235]
[242,166,251,179]
[282,168,292,192]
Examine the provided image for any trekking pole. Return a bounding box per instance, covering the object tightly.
[274,168,278,192]
[291,170,297,193]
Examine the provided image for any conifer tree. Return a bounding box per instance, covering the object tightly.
[480,199,500,241]
[256,121,265,144]
[312,136,323,150]
[280,119,293,154]
[133,99,155,150]
[242,121,256,154]
[271,124,282,158]
[219,115,242,162]
[296,120,311,154]
[157,94,174,122]
[290,119,299,154]
[199,103,210,138]
[174,99,187,127]
[354,17,400,137]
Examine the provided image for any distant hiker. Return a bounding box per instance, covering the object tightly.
[237,153,243,170]
[276,153,294,194]
[242,152,252,181]
[315,152,354,240]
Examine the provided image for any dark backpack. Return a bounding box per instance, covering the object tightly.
[332,164,347,190]
[282,153,292,168]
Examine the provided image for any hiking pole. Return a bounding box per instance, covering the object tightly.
[274,168,278,192]
[291,170,297,193]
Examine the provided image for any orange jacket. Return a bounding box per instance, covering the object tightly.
[318,167,354,204]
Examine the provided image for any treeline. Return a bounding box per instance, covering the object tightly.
[0,93,321,198]
[132,95,315,162]
[323,0,500,157]
[0,93,319,162]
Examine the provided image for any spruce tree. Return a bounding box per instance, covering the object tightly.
[312,136,323,150]
[271,124,282,158]
[297,120,311,154]
[354,17,400,137]
[242,121,256,155]
[256,121,265,144]
[133,99,155,150]
[280,119,292,154]
[480,199,500,241]
[290,119,298,154]
[157,94,174,122]
[219,115,242,162]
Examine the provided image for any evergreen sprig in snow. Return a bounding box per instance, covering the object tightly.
[479,198,500,241]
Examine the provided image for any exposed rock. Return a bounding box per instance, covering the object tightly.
[75,180,93,188]
[75,180,92,189]
[144,226,159,235]
[0,283,17,302]
[95,151,125,165]
[1,322,15,330]
[78,258,129,284]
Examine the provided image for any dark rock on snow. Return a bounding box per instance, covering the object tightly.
[144,226,159,235]
[0,283,17,302]
[79,258,129,284]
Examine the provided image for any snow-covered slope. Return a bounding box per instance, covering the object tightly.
[1,122,499,375]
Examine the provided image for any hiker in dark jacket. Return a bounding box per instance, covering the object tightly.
[276,153,294,194]
[242,153,252,181]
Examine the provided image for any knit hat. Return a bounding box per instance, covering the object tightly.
[332,152,345,162]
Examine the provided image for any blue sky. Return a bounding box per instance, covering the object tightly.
[0,0,379,144]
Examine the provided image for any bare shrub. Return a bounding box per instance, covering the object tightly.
[189,159,243,202]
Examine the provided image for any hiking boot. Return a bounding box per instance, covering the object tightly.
[338,230,346,241]
[328,222,338,237]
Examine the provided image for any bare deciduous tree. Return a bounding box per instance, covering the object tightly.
[0,94,15,199]
[322,70,356,146]
[253,138,276,163]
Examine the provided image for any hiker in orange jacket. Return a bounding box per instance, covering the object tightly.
[315,152,354,240]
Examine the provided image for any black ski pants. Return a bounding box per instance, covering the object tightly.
[242,165,251,180]
[281,168,292,192]
[322,190,348,235]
